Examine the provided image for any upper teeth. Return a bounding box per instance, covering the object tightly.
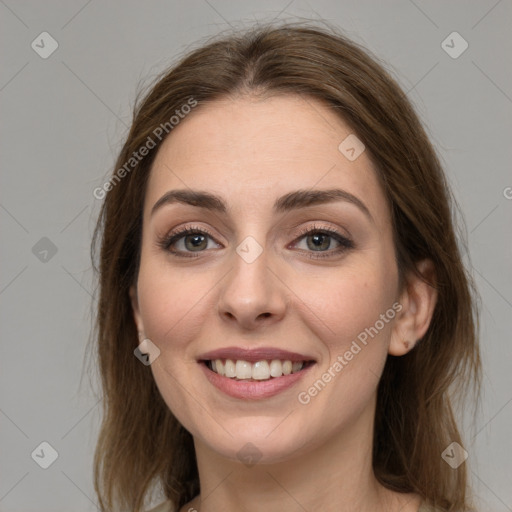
[210,359,305,380]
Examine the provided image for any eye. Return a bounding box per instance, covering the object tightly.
[291,223,354,259]
[157,225,221,258]
[158,223,354,259]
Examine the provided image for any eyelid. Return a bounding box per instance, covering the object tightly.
[157,224,221,250]
[292,222,351,244]
[158,221,354,258]
[289,223,354,258]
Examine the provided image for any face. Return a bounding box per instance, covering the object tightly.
[131,94,406,464]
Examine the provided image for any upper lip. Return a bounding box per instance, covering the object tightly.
[198,346,316,363]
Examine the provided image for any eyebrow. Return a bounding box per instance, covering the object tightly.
[150,188,373,222]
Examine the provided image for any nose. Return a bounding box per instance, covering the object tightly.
[217,245,287,331]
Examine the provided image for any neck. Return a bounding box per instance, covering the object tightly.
[190,395,415,512]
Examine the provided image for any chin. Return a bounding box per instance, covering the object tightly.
[197,417,312,466]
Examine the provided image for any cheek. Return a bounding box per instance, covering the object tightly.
[136,257,212,351]
[293,258,397,352]
[291,258,397,416]
[135,260,218,433]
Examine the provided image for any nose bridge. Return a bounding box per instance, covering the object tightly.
[217,233,286,328]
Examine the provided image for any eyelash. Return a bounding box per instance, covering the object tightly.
[157,223,354,260]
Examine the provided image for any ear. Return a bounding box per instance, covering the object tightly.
[389,259,438,356]
[129,284,145,334]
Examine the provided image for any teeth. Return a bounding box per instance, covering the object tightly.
[252,361,270,380]
[282,360,292,375]
[215,359,224,376]
[208,359,306,380]
[269,359,283,377]
[292,361,303,373]
[235,360,252,379]
[224,359,236,378]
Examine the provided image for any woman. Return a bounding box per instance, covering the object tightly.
[91,22,481,512]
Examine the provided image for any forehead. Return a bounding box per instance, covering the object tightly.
[145,94,390,226]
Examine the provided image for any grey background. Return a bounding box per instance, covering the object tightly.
[1,1,511,511]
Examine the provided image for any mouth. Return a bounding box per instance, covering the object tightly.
[197,347,316,399]
[201,358,315,381]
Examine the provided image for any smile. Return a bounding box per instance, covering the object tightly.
[205,359,313,380]
[197,347,316,399]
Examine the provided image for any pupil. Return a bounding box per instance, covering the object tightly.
[187,234,206,250]
[309,233,329,251]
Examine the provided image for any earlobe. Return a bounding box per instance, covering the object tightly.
[389,259,438,356]
[129,284,145,333]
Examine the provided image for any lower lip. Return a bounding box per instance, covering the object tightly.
[199,362,315,400]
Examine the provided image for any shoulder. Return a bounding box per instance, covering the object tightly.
[145,500,174,512]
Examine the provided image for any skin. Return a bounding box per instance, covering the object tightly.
[130,94,438,512]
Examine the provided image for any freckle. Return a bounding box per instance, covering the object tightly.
[404,341,410,349]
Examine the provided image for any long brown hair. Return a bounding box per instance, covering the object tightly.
[89,21,481,512]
